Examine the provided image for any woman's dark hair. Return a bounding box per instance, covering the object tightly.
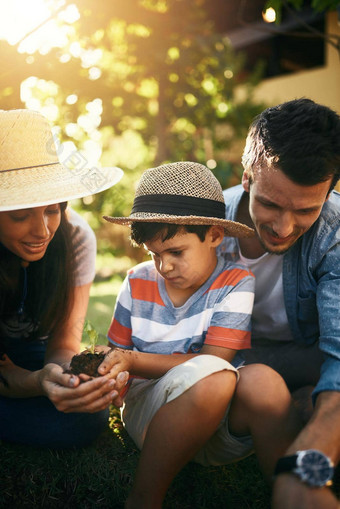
[242,98,340,191]
[130,222,211,246]
[0,203,75,342]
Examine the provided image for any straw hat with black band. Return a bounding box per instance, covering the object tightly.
[0,109,123,212]
[104,161,254,238]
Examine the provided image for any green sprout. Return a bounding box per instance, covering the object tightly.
[83,320,99,354]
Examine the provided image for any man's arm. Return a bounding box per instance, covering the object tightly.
[292,391,340,464]
[272,390,340,509]
[273,224,340,507]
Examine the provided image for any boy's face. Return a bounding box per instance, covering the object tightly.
[145,226,224,301]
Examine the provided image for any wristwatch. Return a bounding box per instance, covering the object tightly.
[274,449,334,487]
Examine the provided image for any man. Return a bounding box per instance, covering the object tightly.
[220,98,340,508]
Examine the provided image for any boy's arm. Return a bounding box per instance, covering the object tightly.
[100,264,254,379]
[99,344,236,380]
[100,270,254,379]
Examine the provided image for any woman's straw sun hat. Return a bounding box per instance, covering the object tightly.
[0,109,123,211]
[104,161,254,238]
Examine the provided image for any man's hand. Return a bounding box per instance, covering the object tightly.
[272,473,340,509]
[271,391,340,508]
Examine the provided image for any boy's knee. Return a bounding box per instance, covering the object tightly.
[163,356,237,403]
[236,364,291,414]
[188,369,237,407]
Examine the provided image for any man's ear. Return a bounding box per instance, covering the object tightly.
[209,225,225,247]
[325,189,332,202]
[242,171,250,192]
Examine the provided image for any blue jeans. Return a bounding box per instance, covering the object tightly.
[0,337,109,448]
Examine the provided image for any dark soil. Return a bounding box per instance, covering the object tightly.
[66,351,106,377]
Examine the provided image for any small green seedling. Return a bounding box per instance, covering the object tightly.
[83,320,99,354]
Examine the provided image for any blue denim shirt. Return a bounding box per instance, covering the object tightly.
[221,185,340,398]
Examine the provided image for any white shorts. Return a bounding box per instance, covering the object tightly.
[121,355,253,466]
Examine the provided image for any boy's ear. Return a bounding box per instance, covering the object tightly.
[242,171,250,192]
[209,225,225,246]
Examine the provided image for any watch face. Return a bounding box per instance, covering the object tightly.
[297,450,334,487]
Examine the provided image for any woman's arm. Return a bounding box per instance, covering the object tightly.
[44,282,92,366]
[0,355,45,397]
[0,283,91,398]
[0,284,127,411]
[43,282,128,412]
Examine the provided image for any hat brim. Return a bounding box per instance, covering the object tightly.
[103,214,254,238]
[0,163,123,211]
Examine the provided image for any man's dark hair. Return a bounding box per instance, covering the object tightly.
[130,222,211,246]
[242,98,340,190]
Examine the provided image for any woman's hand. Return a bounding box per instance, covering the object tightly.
[0,353,14,368]
[0,353,15,388]
[39,363,129,412]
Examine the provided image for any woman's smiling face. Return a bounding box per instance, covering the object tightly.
[0,204,61,262]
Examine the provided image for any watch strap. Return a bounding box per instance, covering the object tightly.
[274,450,334,487]
[274,455,298,476]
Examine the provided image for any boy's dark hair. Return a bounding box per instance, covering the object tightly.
[130,222,211,246]
[242,98,340,190]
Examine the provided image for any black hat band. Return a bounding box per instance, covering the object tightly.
[131,194,226,218]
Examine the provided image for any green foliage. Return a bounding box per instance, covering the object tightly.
[264,0,340,23]
[0,0,268,231]
[72,0,267,224]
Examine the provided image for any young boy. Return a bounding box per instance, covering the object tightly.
[100,162,301,508]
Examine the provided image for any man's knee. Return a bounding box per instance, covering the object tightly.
[291,385,314,425]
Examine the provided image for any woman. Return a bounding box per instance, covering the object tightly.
[0,108,126,448]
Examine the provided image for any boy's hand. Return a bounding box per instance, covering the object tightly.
[98,348,134,379]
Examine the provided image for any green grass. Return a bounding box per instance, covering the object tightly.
[81,275,124,348]
[0,418,271,509]
[1,276,339,508]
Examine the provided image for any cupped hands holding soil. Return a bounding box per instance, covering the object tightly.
[65,350,107,378]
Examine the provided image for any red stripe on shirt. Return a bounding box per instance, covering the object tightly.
[129,278,165,306]
[108,318,132,347]
[205,325,251,349]
[208,268,253,291]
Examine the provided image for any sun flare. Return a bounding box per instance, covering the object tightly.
[0,0,78,52]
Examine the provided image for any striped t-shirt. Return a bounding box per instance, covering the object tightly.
[108,255,255,354]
